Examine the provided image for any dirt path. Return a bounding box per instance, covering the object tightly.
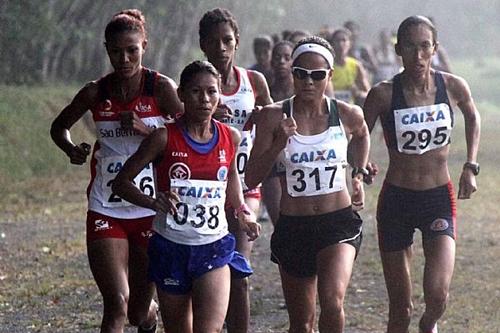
[1,169,499,332]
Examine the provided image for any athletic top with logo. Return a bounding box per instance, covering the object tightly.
[381,71,454,155]
[332,57,359,103]
[87,68,166,218]
[153,120,235,245]
[276,97,348,197]
[220,66,256,190]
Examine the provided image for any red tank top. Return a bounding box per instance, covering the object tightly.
[156,120,235,192]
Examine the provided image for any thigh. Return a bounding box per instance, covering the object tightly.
[192,265,231,332]
[156,287,193,333]
[316,243,356,305]
[380,247,413,306]
[422,235,455,296]
[128,243,155,312]
[262,175,282,225]
[87,238,130,298]
[279,267,317,327]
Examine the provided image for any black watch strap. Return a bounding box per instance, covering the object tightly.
[352,167,369,179]
[463,162,480,175]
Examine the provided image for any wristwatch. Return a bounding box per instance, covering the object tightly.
[352,167,369,179]
[463,162,480,176]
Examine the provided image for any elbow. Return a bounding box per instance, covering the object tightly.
[244,170,259,190]
[111,177,124,198]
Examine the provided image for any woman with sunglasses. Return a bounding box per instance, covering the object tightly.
[198,8,273,332]
[246,36,370,333]
[363,16,480,333]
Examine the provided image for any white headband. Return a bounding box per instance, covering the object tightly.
[292,43,334,69]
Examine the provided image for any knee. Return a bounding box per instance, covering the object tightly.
[231,277,249,293]
[289,319,315,333]
[321,295,344,318]
[103,292,129,319]
[426,289,449,312]
[389,300,413,322]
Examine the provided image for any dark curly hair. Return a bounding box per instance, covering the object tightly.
[199,8,239,45]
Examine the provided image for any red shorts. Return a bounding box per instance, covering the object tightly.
[225,187,262,210]
[86,211,154,249]
[244,187,261,200]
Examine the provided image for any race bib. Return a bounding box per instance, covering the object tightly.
[235,131,253,190]
[101,156,155,208]
[394,103,452,155]
[284,126,347,197]
[285,162,346,197]
[165,179,227,235]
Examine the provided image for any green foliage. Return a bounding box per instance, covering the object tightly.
[0,85,94,186]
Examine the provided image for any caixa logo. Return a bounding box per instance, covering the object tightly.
[401,110,446,125]
[290,149,337,163]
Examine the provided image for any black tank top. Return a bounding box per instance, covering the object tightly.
[381,71,454,150]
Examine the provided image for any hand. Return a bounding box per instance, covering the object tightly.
[364,161,379,185]
[152,191,180,214]
[458,169,477,199]
[247,105,263,127]
[351,177,365,211]
[275,113,297,149]
[237,210,261,241]
[212,103,233,121]
[68,142,91,165]
[120,111,152,136]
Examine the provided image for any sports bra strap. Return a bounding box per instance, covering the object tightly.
[282,97,340,127]
[328,98,340,127]
[143,69,156,97]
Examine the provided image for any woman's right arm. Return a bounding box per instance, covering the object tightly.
[50,82,98,164]
[245,103,296,189]
[112,128,175,213]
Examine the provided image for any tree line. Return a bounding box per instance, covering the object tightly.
[2,0,499,85]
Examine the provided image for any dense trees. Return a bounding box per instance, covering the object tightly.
[1,0,498,85]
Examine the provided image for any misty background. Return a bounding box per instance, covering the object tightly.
[2,0,499,85]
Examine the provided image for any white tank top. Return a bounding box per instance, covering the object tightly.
[88,70,166,219]
[277,97,349,197]
[220,66,256,190]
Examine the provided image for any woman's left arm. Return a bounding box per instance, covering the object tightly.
[226,127,261,240]
[449,75,481,199]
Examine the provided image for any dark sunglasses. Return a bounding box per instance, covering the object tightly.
[292,66,330,81]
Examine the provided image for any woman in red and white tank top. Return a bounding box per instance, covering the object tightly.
[198,8,273,333]
[50,9,182,333]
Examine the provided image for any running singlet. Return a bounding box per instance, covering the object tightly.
[277,97,348,197]
[153,120,235,245]
[381,71,454,155]
[220,66,256,190]
[88,68,166,218]
[332,57,358,103]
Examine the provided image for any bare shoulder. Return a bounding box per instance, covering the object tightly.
[337,100,364,128]
[367,80,392,103]
[228,126,242,146]
[440,71,472,103]
[155,73,178,91]
[154,73,183,117]
[260,101,286,124]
